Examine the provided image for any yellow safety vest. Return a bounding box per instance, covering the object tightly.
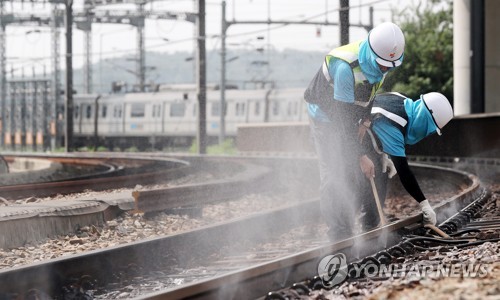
[304,41,384,110]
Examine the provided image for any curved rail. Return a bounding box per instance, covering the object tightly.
[139,163,483,300]
[0,163,481,299]
[133,162,272,213]
[0,155,191,200]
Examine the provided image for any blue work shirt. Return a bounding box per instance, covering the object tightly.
[307,39,387,122]
[307,59,354,121]
[371,97,439,157]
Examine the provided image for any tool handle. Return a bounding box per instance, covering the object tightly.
[369,177,387,226]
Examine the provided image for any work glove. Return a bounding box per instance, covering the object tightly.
[419,200,437,225]
[381,154,397,179]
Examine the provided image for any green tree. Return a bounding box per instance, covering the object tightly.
[383,0,453,104]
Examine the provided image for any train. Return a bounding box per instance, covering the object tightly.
[73,86,308,150]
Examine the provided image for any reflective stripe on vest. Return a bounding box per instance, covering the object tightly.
[370,92,409,133]
[371,107,408,127]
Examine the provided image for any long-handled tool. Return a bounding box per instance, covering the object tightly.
[425,224,450,238]
[369,177,387,226]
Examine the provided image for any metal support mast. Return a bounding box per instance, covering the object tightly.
[196,0,207,154]
[51,4,62,150]
[0,1,6,147]
[340,0,349,45]
[83,0,92,93]
[65,0,74,152]
[219,0,227,145]
[136,2,145,92]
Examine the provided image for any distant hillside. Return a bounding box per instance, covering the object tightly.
[72,48,325,94]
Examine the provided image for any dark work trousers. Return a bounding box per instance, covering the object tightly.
[309,116,388,239]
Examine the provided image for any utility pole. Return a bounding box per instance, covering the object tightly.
[65,0,74,152]
[340,0,349,45]
[196,0,207,154]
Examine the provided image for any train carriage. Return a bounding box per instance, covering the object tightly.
[73,87,308,149]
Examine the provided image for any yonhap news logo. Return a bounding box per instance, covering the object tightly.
[317,253,348,288]
[318,252,492,289]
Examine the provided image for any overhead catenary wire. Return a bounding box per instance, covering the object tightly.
[222,0,390,39]
[3,0,392,64]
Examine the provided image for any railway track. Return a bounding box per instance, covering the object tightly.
[256,157,500,300]
[139,163,485,300]
[0,161,483,299]
[0,155,191,200]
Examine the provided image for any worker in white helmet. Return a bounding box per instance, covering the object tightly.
[304,22,405,241]
[358,92,454,230]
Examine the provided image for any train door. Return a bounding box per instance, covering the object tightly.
[111,104,123,134]
[82,103,93,134]
[99,103,108,134]
[270,99,281,122]
[246,98,265,123]
[151,103,162,134]
[161,101,166,134]
[74,103,81,134]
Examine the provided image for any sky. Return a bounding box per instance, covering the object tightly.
[2,0,405,76]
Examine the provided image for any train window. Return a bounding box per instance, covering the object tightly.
[102,105,107,118]
[287,102,292,116]
[86,105,92,119]
[193,104,197,117]
[118,107,122,118]
[254,102,260,115]
[74,105,79,119]
[131,103,145,118]
[235,103,239,116]
[170,103,186,117]
[294,102,299,115]
[241,103,245,115]
[212,102,220,117]
[272,101,280,116]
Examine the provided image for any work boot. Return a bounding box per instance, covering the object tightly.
[359,208,381,232]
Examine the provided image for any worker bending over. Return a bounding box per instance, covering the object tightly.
[359,92,454,230]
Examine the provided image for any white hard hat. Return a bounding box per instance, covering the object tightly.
[421,92,454,135]
[368,22,405,68]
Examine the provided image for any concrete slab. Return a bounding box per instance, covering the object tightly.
[0,191,134,249]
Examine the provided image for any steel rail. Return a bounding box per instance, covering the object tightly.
[0,162,481,299]
[138,164,483,300]
[0,199,322,296]
[133,162,272,213]
[0,156,191,199]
